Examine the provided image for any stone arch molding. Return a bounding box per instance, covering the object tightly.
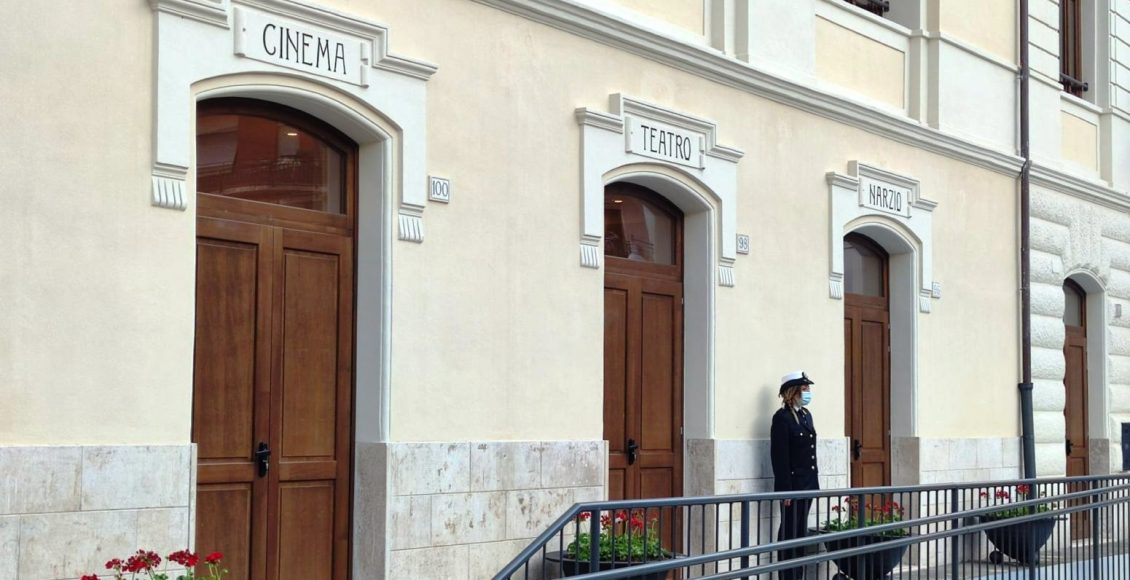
[575,94,744,286]
[150,0,436,243]
[827,162,939,313]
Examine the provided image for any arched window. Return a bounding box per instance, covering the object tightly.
[1063,279,1086,328]
[603,183,681,267]
[196,98,354,214]
[843,233,888,298]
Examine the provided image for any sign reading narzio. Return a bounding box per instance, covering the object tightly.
[626,117,703,169]
[235,8,367,86]
[858,173,912,218]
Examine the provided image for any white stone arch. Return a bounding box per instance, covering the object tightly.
[603,164,721,446]
[151,0,435,245]
[575,93,743,286]
[189,74,397,579]
[194,74,395,445]
[842,217,922,484]
[1063,269,1111,473]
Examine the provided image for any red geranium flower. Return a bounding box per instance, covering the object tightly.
[205,551,224,564]
[81,575,99,580]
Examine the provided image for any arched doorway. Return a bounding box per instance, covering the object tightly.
[843,233,891,487]
[193,98,356,580]
[603,182,684,501]
[1063,278,1089,538]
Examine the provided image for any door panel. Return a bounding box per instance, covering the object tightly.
[194,219,271,580]
[604,285,631,499]
[279,249,341,459]
[277,482,335,580]
[1064,324,1089,539]
[845,301,891,489]
[640,291,675,452]
[197,484,255,580]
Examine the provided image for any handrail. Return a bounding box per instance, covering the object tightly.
[495,474,1130,580]
[549,482,1130,579]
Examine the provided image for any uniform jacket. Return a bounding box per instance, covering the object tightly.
[770,406,820,492]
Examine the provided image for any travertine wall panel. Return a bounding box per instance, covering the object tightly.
[0,445,193,580]
[383,440,605,579]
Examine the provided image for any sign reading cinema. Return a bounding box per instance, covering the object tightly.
[235,8,365,86]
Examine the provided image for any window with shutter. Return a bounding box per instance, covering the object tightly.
[1060,0,1087,96]
[843,0,889,17]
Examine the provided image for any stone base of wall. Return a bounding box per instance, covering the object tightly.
[0,444,195,580]
[893,437,1022,485]
[354,440,606,580]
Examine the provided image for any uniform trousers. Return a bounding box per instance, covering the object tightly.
[776,496,813,580]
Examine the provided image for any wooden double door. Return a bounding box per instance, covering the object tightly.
[843,234,891,488]
[193,99,355,580]
[603,184,684,501]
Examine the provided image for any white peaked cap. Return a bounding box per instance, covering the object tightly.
[780,370,815,388]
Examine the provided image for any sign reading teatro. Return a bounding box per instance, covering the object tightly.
[625,117,704,169]
[858,173,911,218]
[234,7,367,86]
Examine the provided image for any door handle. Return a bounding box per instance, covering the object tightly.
[852,439,863,461]
[256,441,271,477]
[1066,438,1074,456]
[627,438,639,466]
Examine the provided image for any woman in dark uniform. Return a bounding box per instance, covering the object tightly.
[770,371,818,580]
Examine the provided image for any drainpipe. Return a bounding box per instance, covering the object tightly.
[1018,0,1037,480]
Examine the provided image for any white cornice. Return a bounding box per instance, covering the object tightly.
[150,0,228,27]
[1031,163,1130,212]
[471,0,1024,177]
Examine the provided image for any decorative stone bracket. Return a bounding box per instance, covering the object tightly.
[828,162,938,312]
[575,94,744,286]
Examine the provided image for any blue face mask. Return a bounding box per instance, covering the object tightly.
[800,391,813,406]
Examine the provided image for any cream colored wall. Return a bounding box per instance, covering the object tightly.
[0,2,194,445]
[608,0,704,35]
[0,0,1019,446]
[1061,111,1100,171]
[938,0,1016,62]
[815,17,905,110]
[357,0,1018,442]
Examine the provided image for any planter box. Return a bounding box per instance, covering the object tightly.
[981,515,1058,565]
[543,551,679,580]
[818,530,908,580]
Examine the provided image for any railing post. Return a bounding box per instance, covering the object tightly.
[949,489,960,578]
[1092,479,1101,579]
[739,500,750,580]
[589,509,600,572]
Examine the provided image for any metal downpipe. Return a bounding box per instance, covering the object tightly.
[1019,0,1037,480]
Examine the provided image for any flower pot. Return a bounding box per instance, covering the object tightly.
[981,515,1057,565]
[543,551,678,580]
[818,530,908,580]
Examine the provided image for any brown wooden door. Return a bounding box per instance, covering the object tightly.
[603,184,683,501]
[194,217,354,580]
[1063,280,1089,539]
[843,234,891,488]
[605,273,684,500]
[193,99,355,580]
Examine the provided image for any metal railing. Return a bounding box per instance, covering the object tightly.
[494,474,1130,579]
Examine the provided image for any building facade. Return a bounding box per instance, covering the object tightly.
[1,0,1128,578]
